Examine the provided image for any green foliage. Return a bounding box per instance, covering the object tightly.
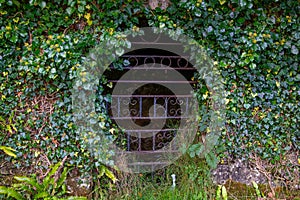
[0,161,86,200]
[221,185,228,200]
[252,181,263,198]
[111,156,215,199]
[0,0,299,198]
[215,185,228,200]
[216,185,221,200]
[0,146,17,158]
[149,0,300,162]
[97,165,118,183]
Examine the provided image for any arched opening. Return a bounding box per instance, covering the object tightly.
[101,48,198,152]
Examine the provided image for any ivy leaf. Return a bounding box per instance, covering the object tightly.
[244,104,251,109]
[219,0,226,5]
[207,26,213,33]
[39,1,46,9]
[51,68,57,74]
[291,45,298,55]
[12,0,21,7]
[239,0,247,7]
[205,152,218,169]
[66,7,74,15]
[115,48,124,56]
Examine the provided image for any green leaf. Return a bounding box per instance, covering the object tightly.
[64,197,87,200]
[205,152,218,169]
[39,1,46,8]
[12,0,20,7]
[48,162,62,178]
[98,165,105,178]
[243,104,251,109]
[34,191,49,199]
[115,48,124,56]
[56,167,69,189]
[66,7,73,15]
[291,45,298,55]
[221,185,228,200]
[78,5,84,13]
[43,162,61,188]
[0,146,17,158]
[104,167,118,183]
[219,0,226,5]
[14,176,42,191]
[0,116,5,123]
[51,68,57,74]
[239,0,246,7]
[0,186,24,200]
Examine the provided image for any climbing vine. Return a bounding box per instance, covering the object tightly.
[0,0,299,183]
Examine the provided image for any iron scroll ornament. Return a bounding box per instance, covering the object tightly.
[72,27,226,173]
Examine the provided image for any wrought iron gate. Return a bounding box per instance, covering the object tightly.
[103,35,198,174]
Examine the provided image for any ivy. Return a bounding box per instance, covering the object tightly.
[0,0,299,179]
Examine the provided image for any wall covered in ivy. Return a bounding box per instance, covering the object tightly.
[0,0,299,174]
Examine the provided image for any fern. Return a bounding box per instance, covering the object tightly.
[14,176,42,191]
[0,161,87,200]
[0,186,24,200]
[98,165,118,183]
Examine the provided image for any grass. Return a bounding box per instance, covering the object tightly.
[108,155,215,200]
[103,153,300,200]
[1,153,299,199]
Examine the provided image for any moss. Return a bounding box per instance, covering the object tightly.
[223,180,300,200]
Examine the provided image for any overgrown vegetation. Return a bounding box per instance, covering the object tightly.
[0,0,299,199]
[0,160,86,200]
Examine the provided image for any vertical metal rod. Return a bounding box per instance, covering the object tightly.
[186,97,189,117]
[138,131,141,151]
[152,131,155,151]
[165,97,168,117]
[117,97,120,117]
[139,97,142,117]
[154,97,157,117]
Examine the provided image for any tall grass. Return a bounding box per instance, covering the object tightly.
[109,155,215,200]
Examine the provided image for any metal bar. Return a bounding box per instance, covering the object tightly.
[110,116,189,120]
[125,128,183,132]
[117,97,120,118]
[139,96,142,117]
[121,55,188,58]
[111,94,193,97]
[108,80,197,84]
[115,150,180,154]
[165,97,168,117]
[138,132,141,151]
[152,132,155,151]
[110,116,187,120]
[117,67,197,70]
[185,97,189,117]
[130,42,183,45]
[153,97,156,117]
[127,161,172,166]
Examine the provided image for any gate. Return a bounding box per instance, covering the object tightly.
[103,34,198,176]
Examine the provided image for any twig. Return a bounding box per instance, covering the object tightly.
[54,155,68,183]
[39,154,52,179]
[251,154,276,197]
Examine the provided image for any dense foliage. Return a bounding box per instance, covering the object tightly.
[0,0,299,184]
